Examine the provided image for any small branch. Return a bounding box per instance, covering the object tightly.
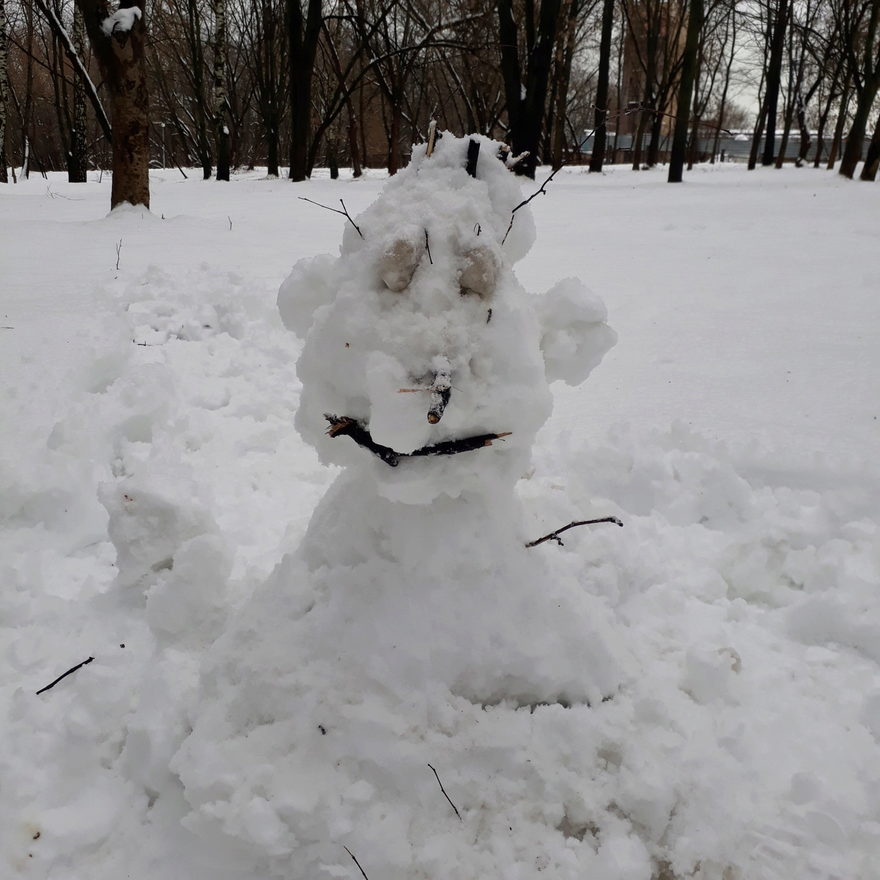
[501,165,564,246]
[426,119,438,157]
[324,415,510,468]
[526,518,623,548]
[227,216,233,231]
[36,656,95,695]
[115,238,123,271]
[343,846,370,880]
[298,197,364,239]
[428,763,462,821]
[424,228,433,264]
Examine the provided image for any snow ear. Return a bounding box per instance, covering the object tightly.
[277,253,338,338]
[378,227,424,292]
[537,278,617,385]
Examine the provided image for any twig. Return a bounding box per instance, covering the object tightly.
[324,414,510,468]
[428,763,462,821]
[298,196,364,239]
[343,846,370,880]
[465,138,480,177]
[526,518,623,548]
[227,215,233,231]
[426,119,438,157]
[424,228,433,264]
[501,165,564,246]
[36,656,95,695]
[115,238,123,271]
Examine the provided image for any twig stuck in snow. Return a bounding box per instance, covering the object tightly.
[36,656,95,695]
[298,197,364,239]
[343,846,370,880]
[465,139,481,177]
[426,369,451,424]
[502,164,564,246]
[424,228,433,264]
[526,517,623,548]
[115,238,123,271]
[428,763,462,821]
[426,119,439,157]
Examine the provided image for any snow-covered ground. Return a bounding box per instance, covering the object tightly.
[1,162,879,880]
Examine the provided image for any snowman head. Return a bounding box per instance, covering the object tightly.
[279,134,615,503]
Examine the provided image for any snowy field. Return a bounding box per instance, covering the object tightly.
[2,161,879,880]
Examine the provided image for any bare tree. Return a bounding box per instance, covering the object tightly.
[838,0,880,178]
[76,0,149,207]
[212,0,230,178]
[287,0,321,181]
[668,0,702,180]
[498,0,563,177]
[0,0,8,181]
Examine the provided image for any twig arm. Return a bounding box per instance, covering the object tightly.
[526,517,623,548]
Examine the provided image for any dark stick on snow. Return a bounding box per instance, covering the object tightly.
[36,656,95,695]
[465,139,481,177]
[297,196,364,239]
[526,517,623,548]
[343,846,370,880]
[428,763,462,821]
[424,228,433,264]
[501,164,564,246]
[324,415,510,467]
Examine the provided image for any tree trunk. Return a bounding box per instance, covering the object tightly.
[77,0,150,209]
[839,89,876,178]
[550,0,579,170]
[589,0,615,172]
[68,3,88,182]
[387,99,401,175]
[761,0,789,166]
[212,0,230,180]
[498,0,563,178]
[860,115,880,181]
[346,100,361,178]
[287,0,322,182]
[826,81,850,169]
[266,115,280,176]
[795,93,811,166]
[668,0,702,182]
[0,0,8,182]
[747,96,767,169]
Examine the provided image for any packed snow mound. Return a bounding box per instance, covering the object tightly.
[279,133,615,501]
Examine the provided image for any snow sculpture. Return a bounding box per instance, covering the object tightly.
[175,134,629,878]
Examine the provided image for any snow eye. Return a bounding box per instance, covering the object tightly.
[379,236,424,292]
[459,245,499,299]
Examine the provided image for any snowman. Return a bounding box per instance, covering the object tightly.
[173,134,629,878]
[275,132,622,704]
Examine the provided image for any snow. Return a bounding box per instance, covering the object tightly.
[2,161,880,880]
[100,5,142,36]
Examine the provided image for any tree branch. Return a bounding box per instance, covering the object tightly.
[526,517,623,548]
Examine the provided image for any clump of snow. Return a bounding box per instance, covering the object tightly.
[100,5,142,37]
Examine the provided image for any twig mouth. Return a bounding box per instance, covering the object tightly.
[324,414,510,468]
